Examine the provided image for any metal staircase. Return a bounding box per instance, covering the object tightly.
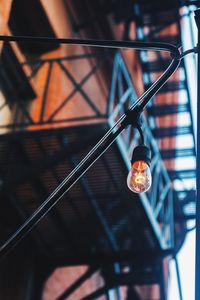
[0,0,197,299]
[114,0,197,230]
[0,48,174,299]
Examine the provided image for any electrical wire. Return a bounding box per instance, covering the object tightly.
[179,47,197,59]
[0,35,179,55]
[0,35,194,260]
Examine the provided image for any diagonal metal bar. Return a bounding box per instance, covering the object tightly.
[56,267,98,300]
[26,61,44,80]
[39,62,53,122]
[57,61,101,116]
[80,285,110,300]
[48,58,107,121]
[0,35,180,55]
[0,39,180,260]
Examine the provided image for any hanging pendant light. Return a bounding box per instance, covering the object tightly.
[127,145,151,193]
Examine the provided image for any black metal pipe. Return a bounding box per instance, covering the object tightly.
[0,38,181,260]
[0,124,123,259]
[80,285,110,300]
[174,256,183,300]
[56,267,97,300]
[195,9,200,300]
[0,35,179,55]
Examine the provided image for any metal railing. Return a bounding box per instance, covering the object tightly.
[0,45,110,130]
[108,53,174,249]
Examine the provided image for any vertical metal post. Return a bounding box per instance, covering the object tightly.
[159,260,167,300]
[174,256,183,300]
[195,9,200,300]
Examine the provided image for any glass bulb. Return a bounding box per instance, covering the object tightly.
[127,160,152,193]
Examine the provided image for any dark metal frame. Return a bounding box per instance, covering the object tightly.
[132,3,197,226]
[54,260,168,300]
[174,256,183,300]
[108,53,174,249]
[195,9,200,300]
[56,267,98,300]
[0,35,182,261]
[0,51,108,129]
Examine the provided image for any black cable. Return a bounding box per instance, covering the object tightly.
[179,47,197,59]
[0,35,179,55]
[136,125,145,145]
[0,36,183,260]
[174,256,184,300]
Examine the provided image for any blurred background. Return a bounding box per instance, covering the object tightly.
[0,1,198,299]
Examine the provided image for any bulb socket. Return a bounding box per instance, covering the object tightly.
[131,145,151,166]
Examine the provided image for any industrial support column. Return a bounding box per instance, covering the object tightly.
[195,9,200,300]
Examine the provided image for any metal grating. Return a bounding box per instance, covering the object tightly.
[0,124,160,263]
[125,0,197,227]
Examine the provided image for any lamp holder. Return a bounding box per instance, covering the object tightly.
[131,145,151,166]
[123,107,145,144]
[123,106,143,127]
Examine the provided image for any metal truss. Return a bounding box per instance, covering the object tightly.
[0,35,182,300]
[0,35,181,260]
[108,53,174,249]
[0,48,110,129]
[116,1,197,231]
[52,259,168,300]
[0,3,198,300]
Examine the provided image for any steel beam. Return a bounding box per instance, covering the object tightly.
[195,9,200,300]
[56,267,97,300]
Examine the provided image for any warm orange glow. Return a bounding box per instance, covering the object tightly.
[132,160,148,171]
[127,160,151,193]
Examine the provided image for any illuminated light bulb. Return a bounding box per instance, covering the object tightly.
[127,145,152,193]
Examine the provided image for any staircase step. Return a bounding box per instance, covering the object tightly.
[148,104,189,116]
[152,126,192,137]
[151,34,180,45]
[139,1,179,13]
[178,190,196,204]
[161,148,196,159]
[167,169,196,180]
[145,80,186,93]
[142,59,184,73]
